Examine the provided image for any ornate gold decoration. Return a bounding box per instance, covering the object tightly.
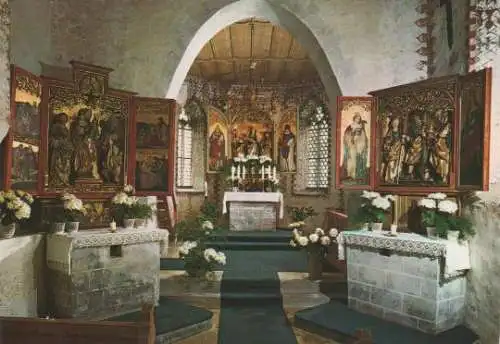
[16,75,42,97]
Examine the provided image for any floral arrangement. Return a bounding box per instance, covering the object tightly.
[290,227,339,254]
[61,193,86,222]
[353,191,394,224]
[288,221,306,229]
[418,192,474,239]
[287,206,318,222]
[111,191,137,221]
[178,241,226,277]
[0,190,33,226]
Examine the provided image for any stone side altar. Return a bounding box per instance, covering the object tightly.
[338,230,470,334]
[46,228,169,319]
[222,192,284,231]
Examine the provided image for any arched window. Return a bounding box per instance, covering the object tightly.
[176,107,192,187]
[176,99,206,190]
[297,99,330,190]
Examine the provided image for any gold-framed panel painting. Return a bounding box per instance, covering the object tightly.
[135,150,169,191]
[277,109,297,173]
[10,67,42,191]
[335,96,374,189]
[207,107,229,173]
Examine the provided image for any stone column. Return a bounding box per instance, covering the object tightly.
[0,0,10,143]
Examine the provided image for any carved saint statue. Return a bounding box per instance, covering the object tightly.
[100,117,123,184]
[342,113,368,180]
[430,122,451,183]
[381,117,405,183]
[70,108,99,180]
[49,112,72,186]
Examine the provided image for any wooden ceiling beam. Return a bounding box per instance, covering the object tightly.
[277,35,295,81]
[266,26,275,77]
[209,39,219,78]
[193,57,310,63]
[228,26,237,81]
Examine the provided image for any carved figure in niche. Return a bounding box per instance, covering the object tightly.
[152,117,169,146]
[245,126,259,155]
[279,124,296,172]
[430,122,451,182]
[259,130,273,157]
[100,117,123,183]
[12,143,38,186]
[342,113,368,180]
[208,125,225,170]
[231,127,244,157]
[381,116,405,183]
[404,111,431,180]
[70,108,99,180]
[49,112,72,186]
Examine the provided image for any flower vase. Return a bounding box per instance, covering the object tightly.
[371,222,383,232]
[51,222,66,234]
[361,223,369,231]
[447,230,460,242]
[0,223,16,239]
[426,227,437,238]
[307,248,323,281]
[123,219,135,229]
[135,219,146,228]
[66,222,80,233]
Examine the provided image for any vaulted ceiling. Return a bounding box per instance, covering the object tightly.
[188,19,319,83]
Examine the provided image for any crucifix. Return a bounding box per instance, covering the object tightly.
[440,0,454,49]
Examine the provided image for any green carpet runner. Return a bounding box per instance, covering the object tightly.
[218,269,298,344]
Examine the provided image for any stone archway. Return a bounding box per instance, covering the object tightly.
[164,0,342,104]
[0,0,11,143]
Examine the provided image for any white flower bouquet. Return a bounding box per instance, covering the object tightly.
[290,227,339,255]
[354,191,394,224]
[178,241,226,277]
[0,190,33,226]
[61,193,86,222]
[111,191,137,222]
[418,193,474,239]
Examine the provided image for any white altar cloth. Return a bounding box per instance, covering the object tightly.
[222,192,284,219]
[46,227,169,274]
[337,230,471,277]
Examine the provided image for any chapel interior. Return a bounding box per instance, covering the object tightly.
[0,0,499,343]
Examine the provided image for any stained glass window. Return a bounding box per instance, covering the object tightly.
[305,104,330,189]
[176,107,193,188]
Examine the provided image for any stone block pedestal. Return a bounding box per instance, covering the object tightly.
[229,202,277,231]
[344,237,467,334]
[46,228,169,319]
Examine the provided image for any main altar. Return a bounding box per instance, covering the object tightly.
[222,153,283,231]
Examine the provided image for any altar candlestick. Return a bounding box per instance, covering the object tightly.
[273,166,277,179]
[261,166,265,180]
[204,181,208,197]
[390,224,397,235]
[231,166,236,179]
[242,166,246,179]
[237,165,241,179]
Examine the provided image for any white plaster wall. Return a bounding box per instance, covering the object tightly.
[10,0,52,74]
[49,0,425,100]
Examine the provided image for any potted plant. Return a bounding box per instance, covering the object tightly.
[290,227,339,280]
[62,193,86,233]
[111,191,136,228]
[133,202,153,228]
[178,241,226,277]
[418,193,474,240]
[0,190,33,239]
[354,191,394,231]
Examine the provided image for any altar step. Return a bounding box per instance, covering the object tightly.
[294,301,478,344]
[107,297,213,343]
[208,229,294,251]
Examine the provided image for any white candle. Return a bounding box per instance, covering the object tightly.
[204,181,208,197]
[242,166,246,179]
[390,224,397,235]
[237,165,241,178]
[261,166,265,180]
[110,220,117,232]
[273,166,277,179]
[231,166,236,178]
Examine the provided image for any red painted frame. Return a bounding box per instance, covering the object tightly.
[335,96,376,190]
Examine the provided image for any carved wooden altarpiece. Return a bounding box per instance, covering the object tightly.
[5,62,177,230]
[337,68,491,196]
